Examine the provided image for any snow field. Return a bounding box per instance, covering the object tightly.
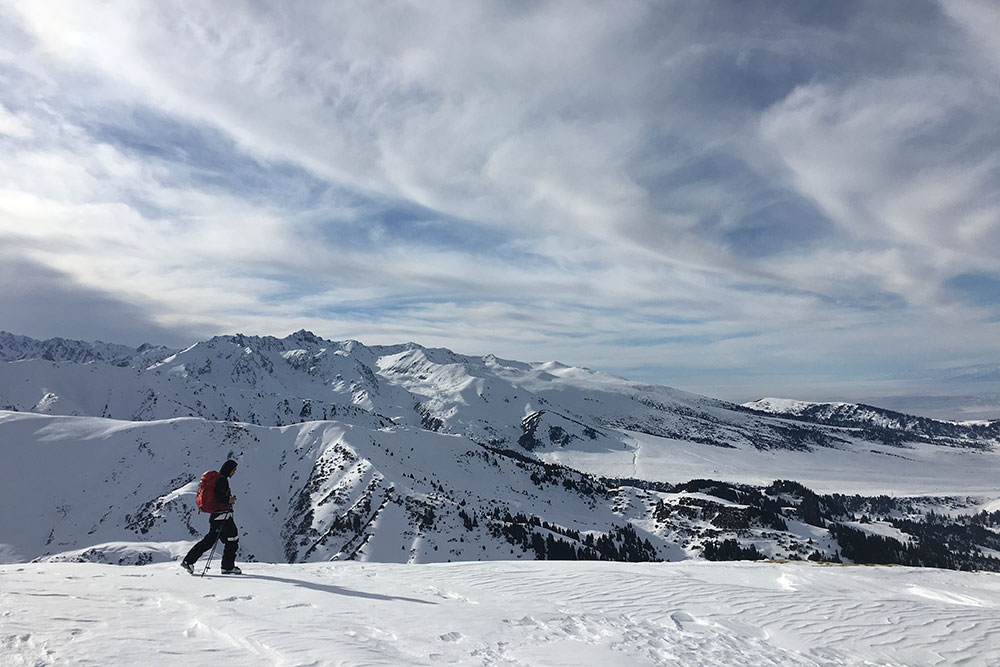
[2,560,999,666]
[540,429,1000,497]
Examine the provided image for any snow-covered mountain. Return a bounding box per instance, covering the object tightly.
[4,330,997,453]
[744,397,1000,445]
[0,330,174,368]
[1,331,999,572]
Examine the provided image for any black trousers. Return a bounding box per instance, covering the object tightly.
[184,511,239,570]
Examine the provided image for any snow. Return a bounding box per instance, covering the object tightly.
[2,404,997,570]
[2,560,998,666]
[841,521,913,544]
[984,499,1000,513]
[744,398,839,414]
[539,429,1000,496]
[2,332,995,469]
[4,331,1000,663]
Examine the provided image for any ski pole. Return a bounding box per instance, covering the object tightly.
[202,534,220,578]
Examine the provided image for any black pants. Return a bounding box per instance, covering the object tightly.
[184,511,238,570]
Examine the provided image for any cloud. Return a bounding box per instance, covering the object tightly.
[0,103,31,138]
[759,76,998,248]
[752,2,1000,316]
[1,1,998,413]
[941,0,1000,73]
[0,252,203,347]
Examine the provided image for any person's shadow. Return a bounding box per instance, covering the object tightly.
[240,572,436,605]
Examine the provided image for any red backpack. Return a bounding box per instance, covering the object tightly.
[195,470,223,513]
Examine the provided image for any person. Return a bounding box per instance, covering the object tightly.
[181,459,242,575]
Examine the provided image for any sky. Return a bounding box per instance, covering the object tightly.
[1,1,998,417]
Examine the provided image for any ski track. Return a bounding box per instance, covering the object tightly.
[2,561,999,666]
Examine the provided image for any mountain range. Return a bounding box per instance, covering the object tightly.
[1,330,998,571]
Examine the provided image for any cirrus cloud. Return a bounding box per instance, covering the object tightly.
[1,1,998,415]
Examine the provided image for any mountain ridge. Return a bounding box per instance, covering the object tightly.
[744,397,1000,445]
[2,331,999,571]
[3,330,996,453]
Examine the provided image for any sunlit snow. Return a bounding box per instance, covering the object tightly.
[3,560,999,666]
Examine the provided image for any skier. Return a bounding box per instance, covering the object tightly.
[181,459,242,575]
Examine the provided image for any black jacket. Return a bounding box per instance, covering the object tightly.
[213,460,237,511]
[214,475,232,511]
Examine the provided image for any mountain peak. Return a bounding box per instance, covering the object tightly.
[2,331,1000,575]
[287,329,323,344]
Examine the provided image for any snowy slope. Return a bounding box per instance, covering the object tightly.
[2,560,999,667]
[3,409,999,573]
[3,331,997,456]
[5,330,996,500]
[538,428,1000,496]
[744,397,1000,445]
[2,332,1000,573]
[0,410,673,565]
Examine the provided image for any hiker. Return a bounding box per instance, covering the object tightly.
[181,459,242,575]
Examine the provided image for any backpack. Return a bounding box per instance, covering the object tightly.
[195,470,223,513]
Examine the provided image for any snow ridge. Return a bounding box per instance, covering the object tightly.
[4,332,997,453]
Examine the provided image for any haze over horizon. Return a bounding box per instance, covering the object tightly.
[1,2,998,419]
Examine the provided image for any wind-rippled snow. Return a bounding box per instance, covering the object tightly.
[2,560,998,666]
